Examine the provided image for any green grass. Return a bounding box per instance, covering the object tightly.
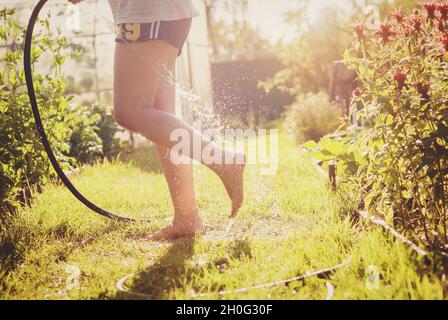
[0,135,445,300]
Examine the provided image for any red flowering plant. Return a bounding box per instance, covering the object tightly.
[376,21,397,44]
[308,2,448,250]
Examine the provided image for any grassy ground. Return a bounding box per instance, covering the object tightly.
[0,135,445,300]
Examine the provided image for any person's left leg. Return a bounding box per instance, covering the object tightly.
[151,60,201,240]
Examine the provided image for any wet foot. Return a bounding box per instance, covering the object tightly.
[149,216,204,242]
[216,153,246,218]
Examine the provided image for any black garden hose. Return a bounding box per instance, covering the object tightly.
[24,0,137,222]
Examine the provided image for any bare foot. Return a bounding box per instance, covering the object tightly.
[216,153,246,218]
[149,216,204,242]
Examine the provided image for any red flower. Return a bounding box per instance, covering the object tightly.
[353,23,365,42]
[440,33,448,50]
[394,70,407,92]
[416,82,430,100]
[423,2,437,20]
[437,3,448,20]
[376,22,396,43]
[410,13,423,33]
[392,8,405,24]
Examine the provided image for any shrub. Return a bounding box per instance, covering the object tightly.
[67,104,103,164]
[307,2,448,250]
[284,92,344,143]
[0,10,115,210]
[69,104,127,164]
[93,104,128,160]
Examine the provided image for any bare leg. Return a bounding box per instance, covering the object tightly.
[151,62,202,240]
[113,41,245,233]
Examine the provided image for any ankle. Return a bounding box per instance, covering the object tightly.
[173,211,200,224]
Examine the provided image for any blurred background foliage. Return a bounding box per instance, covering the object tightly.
[0,9,128,212]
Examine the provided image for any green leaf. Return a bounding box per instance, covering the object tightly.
[301,140,317,149]
[8,69,16,86]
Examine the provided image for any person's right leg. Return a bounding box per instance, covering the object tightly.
[113,40,245,221]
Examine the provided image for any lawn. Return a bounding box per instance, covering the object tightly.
[0,135,445,300]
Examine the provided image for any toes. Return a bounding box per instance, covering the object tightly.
[149,228,171,241]
[230,192,244,218]
[149,233,163,241]
[230,202,242,218]
[148,225,179,242]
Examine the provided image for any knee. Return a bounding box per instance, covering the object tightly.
[113,107,137,132]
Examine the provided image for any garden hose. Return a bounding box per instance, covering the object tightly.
[24,0,137,222]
